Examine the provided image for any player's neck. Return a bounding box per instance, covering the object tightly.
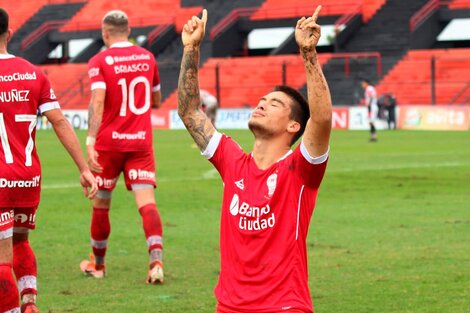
[108,37,130,47]
[252,137,290,170]
[0,42,7,54]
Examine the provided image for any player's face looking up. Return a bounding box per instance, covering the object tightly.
[248,91,300,139]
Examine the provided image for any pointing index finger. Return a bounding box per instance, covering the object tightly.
[201,9,208,24]
[312,5,322,22]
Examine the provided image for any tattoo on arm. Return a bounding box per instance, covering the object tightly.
[88,93,103,138]
[178,47,214,151]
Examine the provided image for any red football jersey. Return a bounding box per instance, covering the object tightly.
[88,42,161,151]
[0,54,60,207]
[204,132,328,313]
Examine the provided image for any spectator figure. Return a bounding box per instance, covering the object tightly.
[361,78,378,142]
[200,89,218,126]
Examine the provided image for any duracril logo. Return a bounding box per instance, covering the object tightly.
[0,176,40,188]
[229,193,275,231]
[128,169,155,181]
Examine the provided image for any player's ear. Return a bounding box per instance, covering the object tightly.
[127,27,131,37]
[287,120,301,134]
[6,29,12,43]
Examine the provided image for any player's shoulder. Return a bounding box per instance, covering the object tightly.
[8,56,38,70]
[9,56,47,80]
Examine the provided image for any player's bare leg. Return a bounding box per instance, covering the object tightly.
[80,192,111,278]
[133,186,164,284]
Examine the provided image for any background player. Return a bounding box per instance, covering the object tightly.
[80,10,164,284]
[361,78,379,142]
[200,89,218,126]
[178,7,331,312]
[0,8,97,313]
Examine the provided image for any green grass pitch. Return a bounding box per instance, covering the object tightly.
[31,129,469,312]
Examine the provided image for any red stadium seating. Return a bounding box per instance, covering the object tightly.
[40,63,89,109]
[59,0,202,32]
[250,0,384,22]
[0,0,81,32]
[449,0,470,9]
[376,49,470,104]
[161,54,332,109]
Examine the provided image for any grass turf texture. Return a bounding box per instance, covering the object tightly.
[32,129,469,313]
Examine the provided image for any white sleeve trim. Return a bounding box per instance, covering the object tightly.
[39,101,60,113]
[202,131,222,159]
[152,84,161,92]
[91,82,106,90]
[300,141,329,165]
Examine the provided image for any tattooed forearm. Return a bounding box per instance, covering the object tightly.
[185,113,214,150]
[302,49,331,121]
[88,103,100,137]
[178,46,215,151]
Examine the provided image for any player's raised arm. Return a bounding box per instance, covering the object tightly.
[295,5,332,157]
[177,9,215,151]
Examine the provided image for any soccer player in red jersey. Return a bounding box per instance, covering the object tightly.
[178,7,331,313]
[0,8,97,313]
[80,10,164,284]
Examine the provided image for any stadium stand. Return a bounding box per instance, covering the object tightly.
[376,48,470,104]
[59,0,202,32]
[449,0,470,9]
[160,54,332,109]
[40,63,89,109]
[3,0,470,108]
[0,0,79,32]
[249,0,385,22]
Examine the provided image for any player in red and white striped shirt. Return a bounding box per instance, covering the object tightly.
[80,10,164,284]
[0,8,97,313]
[178,7,331,313]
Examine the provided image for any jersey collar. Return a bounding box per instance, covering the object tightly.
[0,53,15,59]
[250,149,293,163]
[110,41,133,48]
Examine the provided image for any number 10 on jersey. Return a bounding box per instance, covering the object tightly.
[118,76,151,117]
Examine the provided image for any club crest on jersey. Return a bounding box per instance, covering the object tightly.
[229,193,275,231]
[266,173,277,197]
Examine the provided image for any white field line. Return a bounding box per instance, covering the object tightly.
[41,161,467,190]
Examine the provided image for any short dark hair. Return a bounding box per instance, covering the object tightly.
[273,85,310,145]
[0,8,9,35]
[361,78,371,85]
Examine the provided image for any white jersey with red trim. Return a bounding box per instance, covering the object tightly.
[88,42,160,151]
[204,132,328,313]
[365,85,378,110]
[0,54,60,207]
